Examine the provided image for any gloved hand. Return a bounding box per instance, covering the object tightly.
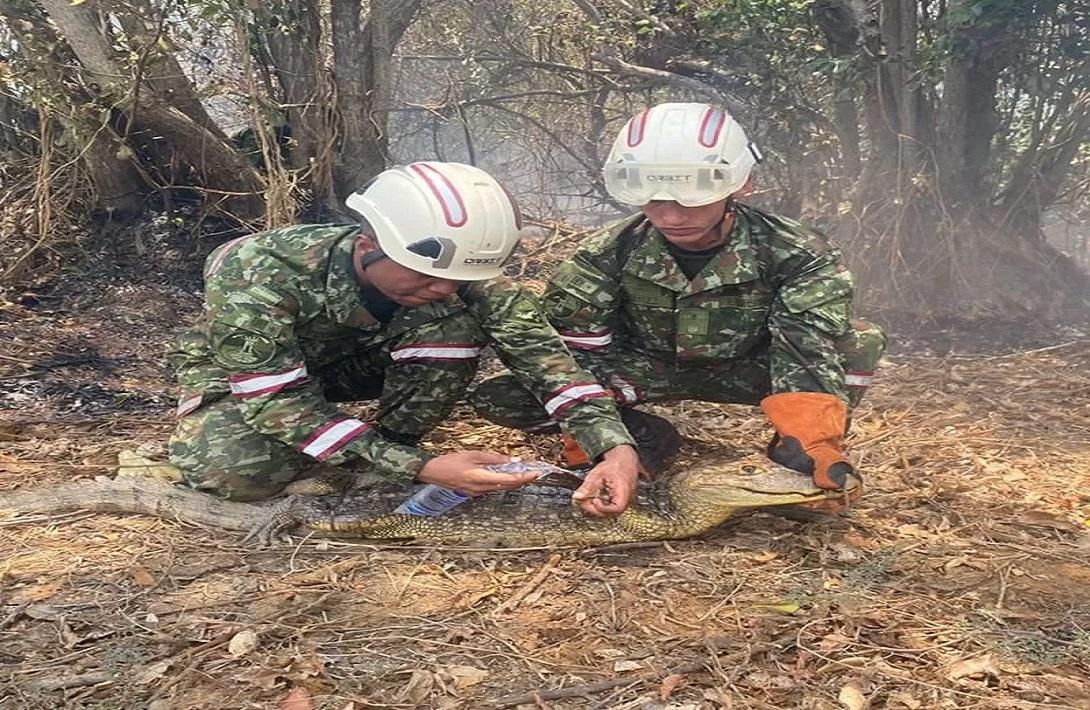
[760,392,858,490]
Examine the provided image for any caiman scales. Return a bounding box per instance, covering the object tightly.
[0,454,852,546]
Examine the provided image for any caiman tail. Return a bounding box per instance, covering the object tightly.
[0,476,264,532]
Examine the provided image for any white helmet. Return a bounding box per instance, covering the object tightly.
[344,161,523,280]
[603,102,763,207]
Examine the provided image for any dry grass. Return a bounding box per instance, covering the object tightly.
[0,231,1088,709]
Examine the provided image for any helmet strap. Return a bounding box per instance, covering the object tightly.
[719,198,738,243]
[352,238,388,288]
[352,217,385,271]
[358,244,387,271]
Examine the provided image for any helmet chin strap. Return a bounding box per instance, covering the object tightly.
[718,195,739,241]
[352,218,388,273]
[352,236,389,289]
[358,246,387,271]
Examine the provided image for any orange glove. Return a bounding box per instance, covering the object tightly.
[561,433,592,468]
[760,392,857,490]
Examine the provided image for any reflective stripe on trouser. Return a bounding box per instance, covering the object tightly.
[469,319,886,430]
[169,310,485,500]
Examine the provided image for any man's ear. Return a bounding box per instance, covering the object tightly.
[355,230,377,250]
[354,232,389,276]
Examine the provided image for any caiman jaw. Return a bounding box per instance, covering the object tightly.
[727,486,849,506]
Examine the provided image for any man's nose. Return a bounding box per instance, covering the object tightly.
[657,203,688,224]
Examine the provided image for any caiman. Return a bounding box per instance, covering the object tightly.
[0,454,854,547]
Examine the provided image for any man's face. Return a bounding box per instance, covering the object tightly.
[641,198,729,250]
[358,245,461,306]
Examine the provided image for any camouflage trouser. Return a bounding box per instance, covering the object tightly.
[470,319,886,432]
[169,310,485,500]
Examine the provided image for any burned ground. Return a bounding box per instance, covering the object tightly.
[0,222,1088,709]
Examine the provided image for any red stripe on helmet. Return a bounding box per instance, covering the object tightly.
[626,110,650,148]
[698,107,726,148]
[409,163,468,228]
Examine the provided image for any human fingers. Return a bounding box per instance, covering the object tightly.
[572,475,611,518]
[460,468,536,494]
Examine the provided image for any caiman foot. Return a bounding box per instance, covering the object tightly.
[241,495,304,547]
[116,449,184,482]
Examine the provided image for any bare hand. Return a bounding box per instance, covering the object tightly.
[417,450,536,495]
[571,444,639,517]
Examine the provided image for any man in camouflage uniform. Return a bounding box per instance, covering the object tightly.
[169,162,641,515]
[472,104,885,492]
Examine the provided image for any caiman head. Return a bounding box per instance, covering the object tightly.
[669,452,857,516]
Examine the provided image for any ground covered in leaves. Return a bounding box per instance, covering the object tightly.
[1,221,1089,709]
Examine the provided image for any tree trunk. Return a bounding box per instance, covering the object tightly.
[37,0,266,222]
[839,0,1090,317]
[0,87,38,158]
[854,0,922,192]
[934,0,1011,208]
[811,0,864,177]
[331,0,423,200]
[260,0,334,202]
[841,0,954,311]
[1002,93,1090,236]
[881,0,919,145]
[0,0,146,215]
[853,0,900,197]
[108,0,229,141]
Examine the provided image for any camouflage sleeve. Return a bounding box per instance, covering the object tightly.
[205,283,430,481]
[462,278,635,460]
[768,235,853,401]
[543,245,621,354]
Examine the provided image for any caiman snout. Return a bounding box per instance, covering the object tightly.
[678,454,855,508]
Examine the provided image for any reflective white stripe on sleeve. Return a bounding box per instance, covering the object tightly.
[608,374,641,405]
[299,418,369,461]
[228,366,308,397]
[176,394,203,417]
[390,344,482,362]
[559,330,613,350]
[845,371,874,387]
[543,383,610,417]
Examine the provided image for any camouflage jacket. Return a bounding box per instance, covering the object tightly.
[544,204,854,400]
[169,224,634,480]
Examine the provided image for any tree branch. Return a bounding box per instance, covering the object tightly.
[392,87,624,114]
[396,53,617,83]
[591,49,726,104]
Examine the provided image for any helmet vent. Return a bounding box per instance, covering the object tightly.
[407,238,444,259]
[406,237,457,269]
